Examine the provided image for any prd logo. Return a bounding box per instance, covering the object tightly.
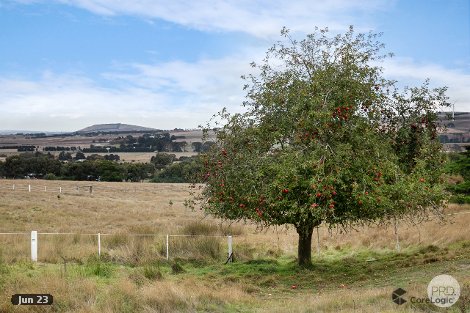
[392,288,407,305]
[427,274,460,308]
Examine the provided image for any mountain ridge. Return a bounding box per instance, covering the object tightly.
[76,123,158,133]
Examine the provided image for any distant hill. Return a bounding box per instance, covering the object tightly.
[76,123,158,134]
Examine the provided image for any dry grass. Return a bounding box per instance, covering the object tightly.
[0,179,469,312]
[0,179,470,262]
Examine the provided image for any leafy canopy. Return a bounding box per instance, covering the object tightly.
[190,26,450,234]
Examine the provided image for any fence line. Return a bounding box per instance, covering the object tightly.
[0,183,168,195]
[0,231,235,263]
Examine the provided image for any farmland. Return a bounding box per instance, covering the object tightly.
[0,179,469,312]
[0,129,208,163]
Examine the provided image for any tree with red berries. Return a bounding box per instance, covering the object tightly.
[189,26,450,266]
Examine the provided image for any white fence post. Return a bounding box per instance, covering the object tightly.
[227,235,233,263]
[12,184,15,191]
[98,233,101,257]
[59,187,62,193]
[28,185,31,192]
[166,234,169,260]
[44,186,47,192]
[31,231,38,262]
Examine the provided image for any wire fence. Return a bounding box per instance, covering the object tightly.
[0,231,234,264]
[0,182,169,195]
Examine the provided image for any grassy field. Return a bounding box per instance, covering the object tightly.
[0,179,469,312]
[0,151,197,163]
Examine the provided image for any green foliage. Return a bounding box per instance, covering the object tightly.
[58,151,73,161]
[192,141,215,153]
[75,151,86,160]
[152,156,202,183]
[171,260,185,274]
[3,152,61,178]
[96,160,124,182]
[124,162,155,182]
[44,173,58,180]
[445,148,470,203]
[190,26,450,266]
[84,257,114,278]
[151,153,176,169]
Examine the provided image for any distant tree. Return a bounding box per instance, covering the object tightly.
[87,154,105,161]
[104,154,120,161]
[171,141,186,152]
[445,147,470,203]
[189,27,450,266]
[151,153,176,169]
[192,142,203,153]
[75,151,86,160]
[96,160,124,182]
[58,151,73,161]
[3,153,61,178]
[125,163,155,182]
[153,156,202,183]
[201,141,215,152]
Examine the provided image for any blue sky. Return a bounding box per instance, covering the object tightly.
[0,0,469,131]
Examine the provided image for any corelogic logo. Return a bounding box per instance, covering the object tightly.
[392,275,460,308]
[392,288,407,305]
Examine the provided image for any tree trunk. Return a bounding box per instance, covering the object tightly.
[296,222,319,267]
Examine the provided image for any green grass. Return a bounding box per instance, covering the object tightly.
[1,240,469,312]
[164,239,470,292]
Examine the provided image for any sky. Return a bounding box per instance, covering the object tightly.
[0,0,469,132]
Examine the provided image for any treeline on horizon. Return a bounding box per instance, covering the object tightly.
[0,147,469,203]
[1,132,215,154]
[0,152,203,183]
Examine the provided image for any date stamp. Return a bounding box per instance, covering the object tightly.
[11,294,53,305]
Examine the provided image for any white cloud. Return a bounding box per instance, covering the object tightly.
[18,0,394,37]
[0,74,185,131]
[0,54,254,131]
[2,54,469,132]
[383,58,470,111]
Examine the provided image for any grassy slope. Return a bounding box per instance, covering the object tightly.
[0,180,469,312]
[1,243,469,312]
